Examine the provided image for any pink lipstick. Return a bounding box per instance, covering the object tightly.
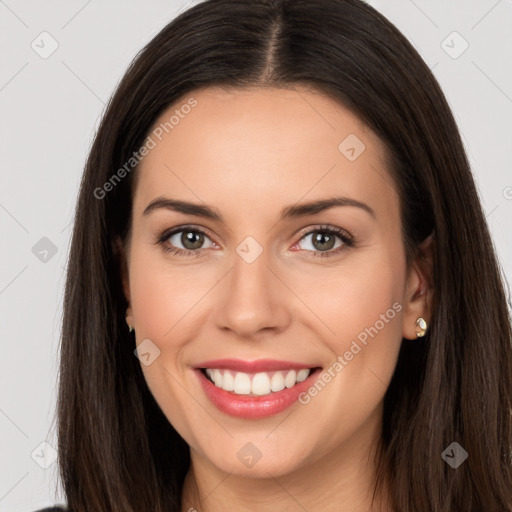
[193,358,322,419]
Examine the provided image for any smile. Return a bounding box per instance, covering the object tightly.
[193,358,323,419]
[202,368,311,395]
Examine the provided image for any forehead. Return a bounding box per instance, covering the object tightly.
[133,86,397,222]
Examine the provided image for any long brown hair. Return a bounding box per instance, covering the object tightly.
[57,0,512,510]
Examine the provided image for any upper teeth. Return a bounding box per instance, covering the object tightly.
[205,368,311,396]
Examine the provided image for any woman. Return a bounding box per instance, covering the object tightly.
[39,0,512,510]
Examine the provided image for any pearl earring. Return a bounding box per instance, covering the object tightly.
[415,317,427,338]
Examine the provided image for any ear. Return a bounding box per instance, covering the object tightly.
[112,236,131,305]
[402,232,434,340]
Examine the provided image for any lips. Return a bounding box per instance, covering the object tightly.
[192,358,322,419]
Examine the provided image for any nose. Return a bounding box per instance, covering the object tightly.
[215,246,291,339]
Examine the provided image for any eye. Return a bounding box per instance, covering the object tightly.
[157,224,355,258]
[157,226,216,256]
[292,225,355,258]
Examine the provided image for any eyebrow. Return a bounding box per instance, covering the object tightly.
[142,195,376,221]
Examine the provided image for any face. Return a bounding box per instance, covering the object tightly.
[119,86,427,479]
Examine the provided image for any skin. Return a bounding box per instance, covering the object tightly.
[118,86,432,512]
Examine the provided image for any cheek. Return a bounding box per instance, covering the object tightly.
[128,244,216,343]
[127,246,214,436]
[302,244,405,391]
[296,247,404,342]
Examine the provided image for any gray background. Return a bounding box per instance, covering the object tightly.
[1,1,511,510]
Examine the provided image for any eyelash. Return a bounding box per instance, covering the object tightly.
[156,224,355,259]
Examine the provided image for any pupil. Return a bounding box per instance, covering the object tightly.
[313,231,334,251]
[182,231,204,250]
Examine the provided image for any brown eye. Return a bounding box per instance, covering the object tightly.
[294,225,355,258]
[310,231,337,251]
[179,230,205,250]
[159,226,216,255]
[298,229,344,253]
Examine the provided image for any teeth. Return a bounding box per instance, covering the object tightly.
[270,372,285,392]
[233,372,251,394]
[222,370,234,391]
[212,369,223,387]
[296,369,310,383]
[203,368,312,396]
[284,370,297,388]
[252,372,271,395]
